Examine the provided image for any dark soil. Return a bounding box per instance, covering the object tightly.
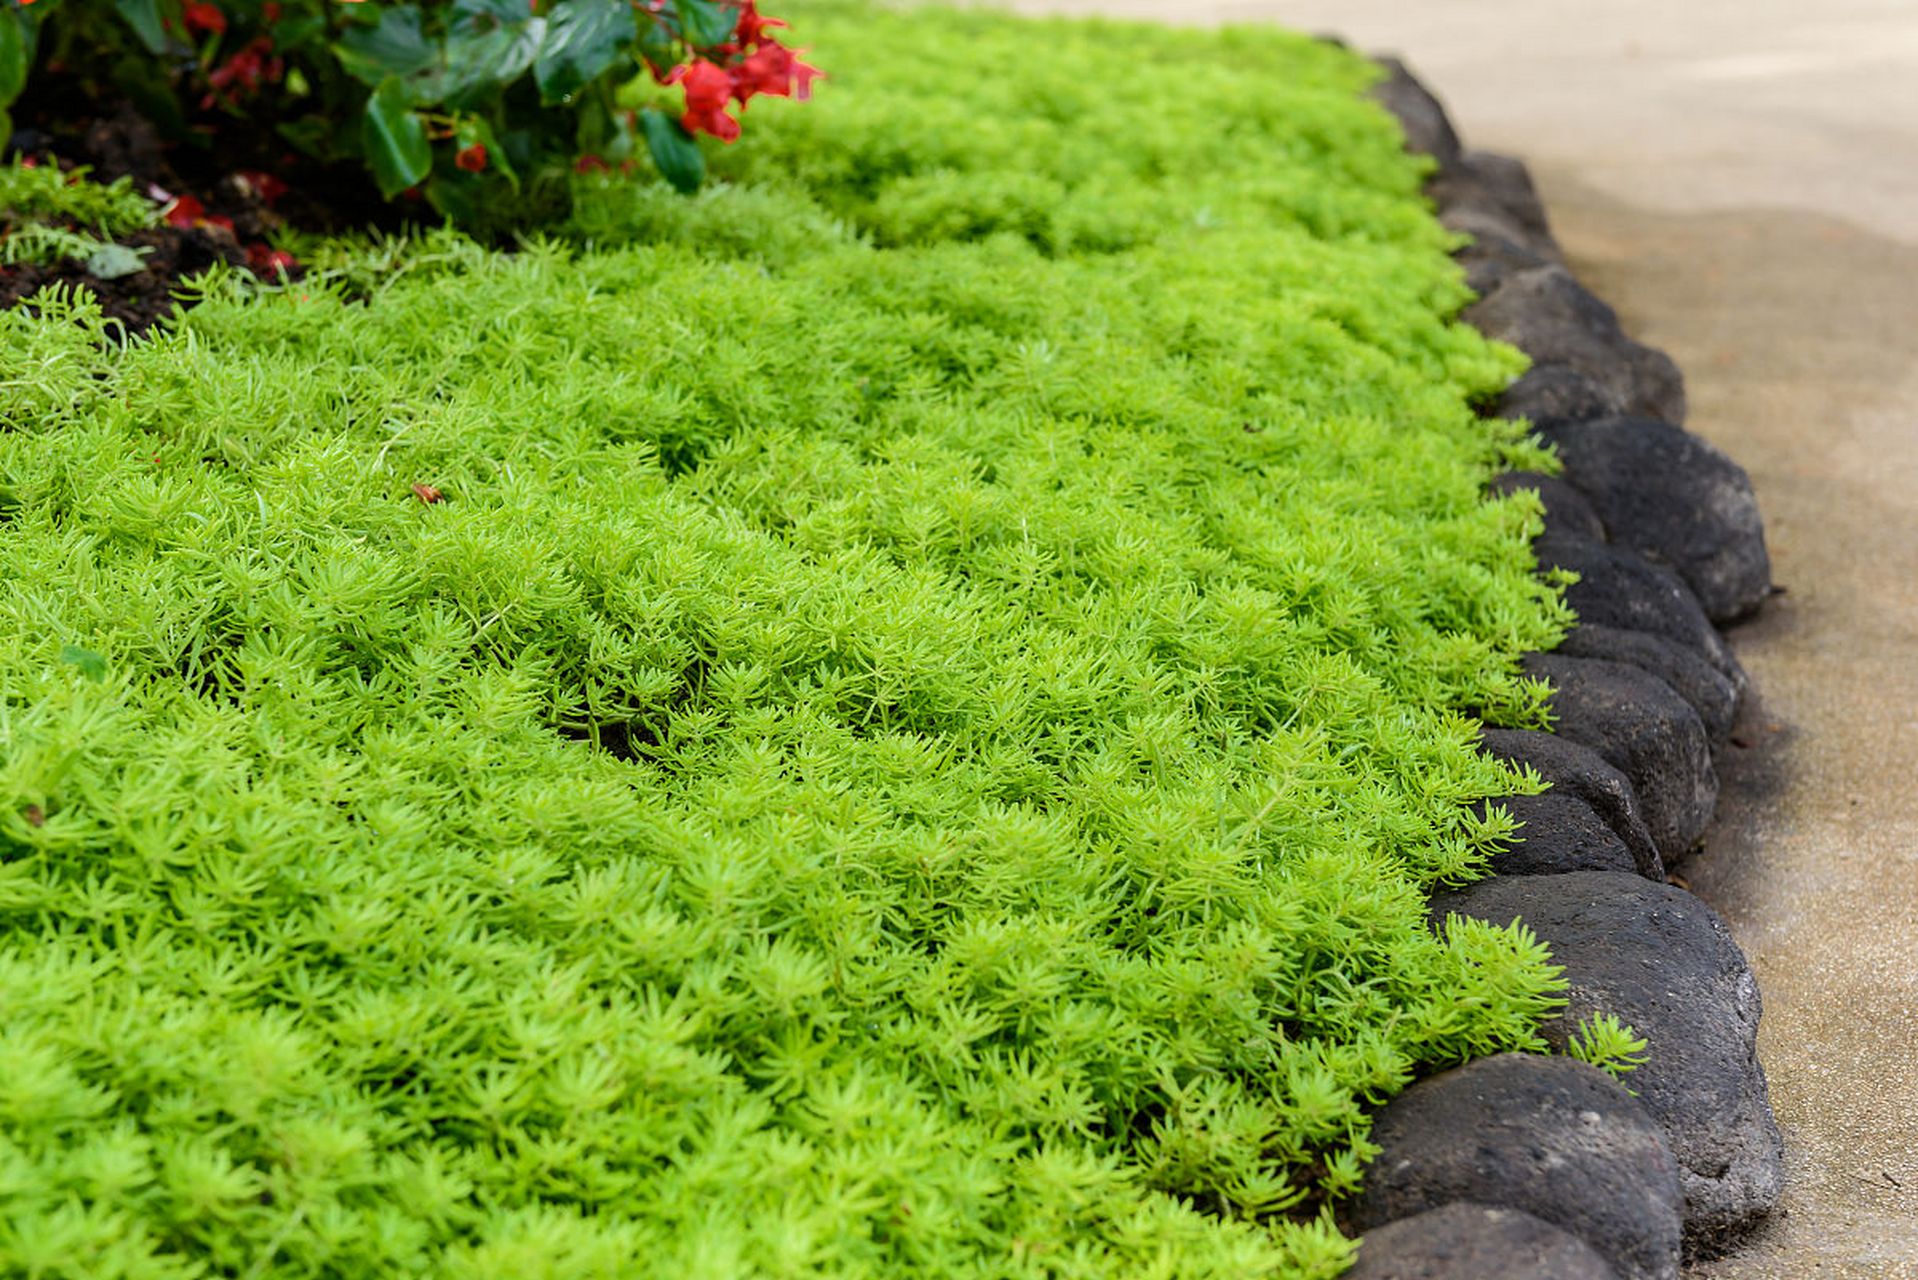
[0,225,250,333]
[4,86,410,334]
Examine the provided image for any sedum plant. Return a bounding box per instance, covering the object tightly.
[0,3,1579,1276]
[0,0,818,228]
[1567,1012,1651,1082]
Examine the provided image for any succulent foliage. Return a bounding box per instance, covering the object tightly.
[0,4,1571,1276]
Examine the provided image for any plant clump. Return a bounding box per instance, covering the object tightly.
[0,3,1571,1277]
[0,0,818,231]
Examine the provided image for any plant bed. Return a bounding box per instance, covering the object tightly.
[0,4,1699,1278]
[1351,55,1783,1279]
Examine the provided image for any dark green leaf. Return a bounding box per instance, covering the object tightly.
[334,7,435,88]
[639,107,703,195]
[673,0,732,49]
[59,645,106,683]
[424,172,481,228]
[268,15,327,52]
[435,19,544,109]
[117,53,190,138]
[111,0,168,56]
[453,0,534,33]
[362,76,432,198]
[533,0,634,104]
[0,9,29,107]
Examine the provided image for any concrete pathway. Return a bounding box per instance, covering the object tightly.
[1000,3,1918,1273]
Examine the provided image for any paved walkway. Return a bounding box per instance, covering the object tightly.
[1002,3,1918,1273]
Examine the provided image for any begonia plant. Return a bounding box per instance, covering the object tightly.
[0,0,817,228]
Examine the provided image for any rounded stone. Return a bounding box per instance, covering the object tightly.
[1356,1053,1683,1280]
[1532,533,1743,686]
[1555,623,1740,743]
[1464,265,1687,425]
[1478,727,1663,880]
[1488,470,1608,542]
[1348,1202,1619,1280]
[1536,416,1772,624]
[1520,652,1718,861]
[1427,873,1786,1253]
[1476,791,1642,877]
[1368,56,1465,171]
[1494,362,1621,426]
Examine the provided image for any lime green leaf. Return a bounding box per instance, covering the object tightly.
[362,76,432,198]
[533,0,635,104]
[639,107,703,195]
[59,645,106,682]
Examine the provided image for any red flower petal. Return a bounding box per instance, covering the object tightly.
[455,143,488,173]
[163,195,206,229]
[183,1,226,32]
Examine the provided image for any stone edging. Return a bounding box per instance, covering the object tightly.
[1337,59,1785,1280]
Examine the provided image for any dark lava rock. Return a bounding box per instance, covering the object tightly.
[1464,265,1687,425]
[1556,623,1740,743]
[1493,362,1620,425]
[1489,470,1608,541]
[1479,728,1663,880]
[1450,218,1553,296]
[1369,57,1464,171]
[1429,873,1786,1253]
[1533,533,1743,686]
[1535,417,1772,623]
[1356,1053,1683,1280]
[1348,1203,1619,1280]
[1521,652,1717,860]
[1431,154,1561,270]
[1450,226,1557,297]
[1462,150,1556,250]
[1476,791,1639,877]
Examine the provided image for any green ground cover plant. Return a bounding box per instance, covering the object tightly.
[0,4,1574,1276]
[0,159,154,267]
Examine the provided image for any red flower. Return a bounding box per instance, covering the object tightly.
[236,169,289,204]
[163,194,206,228]
[455,143,488,173]
[183,2,226,33]
[731,0,786,47]
[203,36,282,106]
[246,243,297,275]
[731,39,821,103]
[574,153,610,174]
[263,1,282,19]
[672,60,741,142]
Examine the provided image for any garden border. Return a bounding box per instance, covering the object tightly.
[1338,57,1786,1280]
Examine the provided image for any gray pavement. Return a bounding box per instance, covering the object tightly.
[1001,2,1918,1272]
